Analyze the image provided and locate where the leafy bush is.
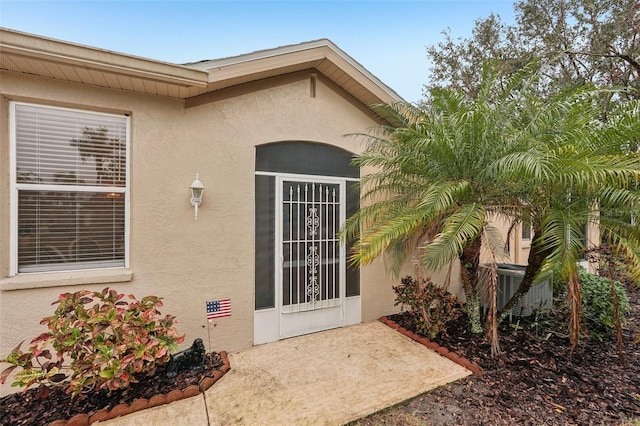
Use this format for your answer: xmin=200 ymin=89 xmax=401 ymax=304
xmin=578 ymin=267 xmax=630 ymax=338
xmin=393 ymin=276 xmax=460 ymax=339
xmin=1 ymin=288 xmax=184 ymax=396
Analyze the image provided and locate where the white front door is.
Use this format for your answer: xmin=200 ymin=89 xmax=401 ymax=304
xmin=276 ymin=176 xmax=345 ymax=339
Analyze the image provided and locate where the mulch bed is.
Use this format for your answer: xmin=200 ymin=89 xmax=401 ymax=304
xmin=4 ymin=288 xmax=639 ymax=426
xmin=382 ymin=283 xmax=640 ymax=425
xmin=0 ymin=352 xmax=226 ymax=426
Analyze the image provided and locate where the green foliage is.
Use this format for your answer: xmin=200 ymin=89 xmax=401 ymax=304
xmin=577 ymin=268 xmax=630 ymax=339
xmin=0 ymin=288 xmax=184 ymax=396
xmin=393 ymin=276 xmax=461 ymax=339
xmin=556 ymin=267 xmax=631 ymax=340
xmin=343 ymin=61 xmax=640 ymax=352
xmin=426 ymin=0 xmax=640 ymax=102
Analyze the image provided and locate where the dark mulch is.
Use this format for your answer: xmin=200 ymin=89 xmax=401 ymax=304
xmin=0 ymin=352 xmax=223 ymax=426
xmin=4 ymin=289 xmax=639 ymax=426
xmin=383 ymin=283 xmax=640 ymax=425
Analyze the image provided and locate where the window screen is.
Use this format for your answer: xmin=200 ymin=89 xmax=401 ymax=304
xmin=255 ymin=142 xmax=360 ymax=309
xmin=12 ymin=103 xmax=128 ymax=273
xmin=256 ymin=141 xmax=358 ymax=178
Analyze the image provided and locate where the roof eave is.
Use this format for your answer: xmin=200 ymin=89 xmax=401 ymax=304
xmin=0 ymin=28 xmax=208 ymax=89
xmin=0 ymin=28 xmax=403 ymax=106
xmin=196 ymin=39 xmax=403 ymax=105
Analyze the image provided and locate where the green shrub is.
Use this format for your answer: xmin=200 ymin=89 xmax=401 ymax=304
xmin=577 ymin=267 xmax=630 ymax=339
xmin=393 ymin=276 xmax=460 ymax=339
xmin=0 ymin=288 xmax=184 ymax=396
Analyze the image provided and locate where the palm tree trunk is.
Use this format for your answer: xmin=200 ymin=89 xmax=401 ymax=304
xmin=460 ymin=236 xmax=483 ymax=333
xmin=497 ymin=228 xmax=551 ymax=323
xmin=567 ymin=267 xmax=582 ymax=350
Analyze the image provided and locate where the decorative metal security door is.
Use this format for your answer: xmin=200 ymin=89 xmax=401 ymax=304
xmin=277 ymin=176 xmax=345 ymax=339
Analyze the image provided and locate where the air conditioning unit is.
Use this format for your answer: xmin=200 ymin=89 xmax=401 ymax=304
xmin=480 ymin=263 xmax=552 ymax=318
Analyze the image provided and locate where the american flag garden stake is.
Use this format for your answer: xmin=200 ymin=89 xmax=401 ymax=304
xmin=205 ymin=299 xmax=232 ymax=352
xmin=207 ymin=299 xmax=232 ymax=319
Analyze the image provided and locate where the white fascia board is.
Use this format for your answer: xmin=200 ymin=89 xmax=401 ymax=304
xmin=190 ymin=39 xmax=404 ymax=103
xmin=0 ymin=27 xmax=208 ymax=88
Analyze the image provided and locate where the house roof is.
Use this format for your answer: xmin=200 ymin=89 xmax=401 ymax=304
xmin=0 ymin=28 xmax=403 ymax=106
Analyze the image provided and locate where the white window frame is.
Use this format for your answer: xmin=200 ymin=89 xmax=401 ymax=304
xmin=9 ymin=102 xmax=130 ymax=277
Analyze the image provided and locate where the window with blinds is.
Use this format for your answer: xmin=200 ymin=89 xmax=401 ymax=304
xmin=11 ymin=103 xmax=129 ymax=273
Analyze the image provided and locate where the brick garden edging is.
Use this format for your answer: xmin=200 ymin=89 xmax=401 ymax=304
xmin=379 ymin=316 xmax=484 ymax=376
xmin=48 ymin=351 xmax=231 ymax=426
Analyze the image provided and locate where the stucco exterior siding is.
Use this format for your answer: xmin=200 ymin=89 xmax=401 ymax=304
xmin=0 ymin=69 xmax=412 ymax=364
xmin=0 ymin=32 xmax=476 ymax=397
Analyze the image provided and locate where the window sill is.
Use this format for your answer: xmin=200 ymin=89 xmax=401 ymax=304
xmin=0 ymin=268 xmax=133 ymax=291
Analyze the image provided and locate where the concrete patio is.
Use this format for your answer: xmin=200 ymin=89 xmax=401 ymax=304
xmin=99 ymin=321 xmax=471 ymax=425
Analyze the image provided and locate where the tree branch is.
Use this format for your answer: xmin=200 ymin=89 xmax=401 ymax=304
xmin=564 ymin=49 xmax=640 ymax=75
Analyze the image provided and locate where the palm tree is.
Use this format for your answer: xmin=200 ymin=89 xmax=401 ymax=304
xmin=494 ymin=92 xmax=640 ymax=348
xmin=343 ymin=66 xmax=532 ymax=339
xmin=344 ymin=64 xmax=640 ymax=355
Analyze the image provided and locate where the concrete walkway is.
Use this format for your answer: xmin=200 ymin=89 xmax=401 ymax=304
xmin=100 ymin=321 xmax=470 ymax=425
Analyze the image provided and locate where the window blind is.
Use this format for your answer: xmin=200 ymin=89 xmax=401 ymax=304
xmin=14 ymin=103 xmax=128 ymax=273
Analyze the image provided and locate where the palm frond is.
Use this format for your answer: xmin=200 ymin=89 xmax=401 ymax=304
xmin=481 ymin=222 xmax=509 ymax=263
xmin=421 ymin=203 xmax=487 ymax=271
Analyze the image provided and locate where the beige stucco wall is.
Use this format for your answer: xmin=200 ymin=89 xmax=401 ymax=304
xmin=1 ymin=69 xmax=439 ymax=382
xmin=488 ymin=212 xmax=600 ymax=272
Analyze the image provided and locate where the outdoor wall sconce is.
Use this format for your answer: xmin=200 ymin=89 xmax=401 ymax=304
xmin=190 ymin=173 xmax=205 ymax=220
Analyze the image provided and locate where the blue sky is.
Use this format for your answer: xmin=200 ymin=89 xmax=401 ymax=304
xmin=1 ymin=1 xmax=516 ymax=102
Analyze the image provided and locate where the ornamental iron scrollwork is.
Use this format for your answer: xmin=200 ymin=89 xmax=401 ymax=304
xmin=306 ymin=207 xmax=319 ymax=236
xmin=306 ymin=245 xmax=320 ymax=300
